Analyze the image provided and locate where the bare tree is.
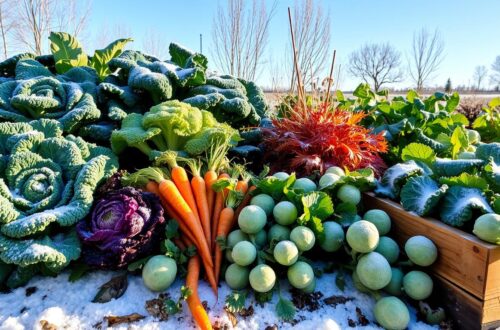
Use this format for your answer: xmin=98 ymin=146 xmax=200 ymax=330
xmin=211 ymin=0 xmax=276 ymax=81
xmin=491 ymin=56 xmax=500 ymax=87
xmin=473 ymin=65 xmax=488 ymax=90
xmin=348 ymin=43 xmax=403 ymax=91
xmin=288 ymin=0 xmax=330 ymax=90
xmin=0 ymin=0 xmax=16 ymax=59
xmin=142 ymin=28 xmax=168 ymax=59
xmin=13 ymin=0 xmax=91 ymax=55
xmin=408 ymin=28 xmax=445 ymax=91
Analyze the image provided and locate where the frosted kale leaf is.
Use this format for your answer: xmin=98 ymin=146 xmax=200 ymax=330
xmin=440 ymin=186 xmax=493 ymax=227
xmin=400 ymin=176 xmax=448 ymax=216
xmin=374 ymin=161 xmax=425 ymax=199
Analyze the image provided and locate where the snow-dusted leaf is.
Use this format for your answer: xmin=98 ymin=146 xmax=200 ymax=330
xmin=93 ymin=273 xmax=128 ymax=303
xmin=483 ymin=158 xmax=500 ymax=192
xmin=225 ymin=291 xmax=247 ymax=313
xmin=440 ymin=186 xmax=493 ymax=227
xmin=374 ymin=161 xmax=424 ymax=199
xmin=400 ymin=176 xmax=448 ymax=216
xmin=432 ymin=158 xmax=483 ymax=177
xmin=275 ymin=297 xmax=296 ymax=321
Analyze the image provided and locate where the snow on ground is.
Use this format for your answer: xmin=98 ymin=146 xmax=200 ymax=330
xmin=0 ymin=269 xmax=437 ymax=330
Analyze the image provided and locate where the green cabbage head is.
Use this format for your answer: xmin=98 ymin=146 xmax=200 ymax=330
xmin=0 ymin=119 xmax=118 ymax=287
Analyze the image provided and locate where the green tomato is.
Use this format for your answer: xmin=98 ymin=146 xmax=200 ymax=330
xmin=273 ymin=240 xmax=299 ymax=266
xmin=473 ymin=213 xmax=500 ymax=244
xmin=319 ymin=173 xmax=341 ymax=189
xmin=352 ymin=270 xmax=370 ymax=293
xmin=239 ymin=205 xmax=267 ymax=234
xmin=337 ymin=184 xmax=361 ymax=205
xmin=320 ymin=221 xmax=344 ymax=252
xmin=250 ymin=194 xmax=275 ymax=217
xmin=325 ymin=166 xmax=345 ymax=177
xmin=403 ymin=270 xmax=433 ymax=300
xmin=251 ymin=230 xmax=267 ymax=249
xmin=363 ymin=209 xmax=391 ymax=235
xmin=356 ymin=252 xmax=392 ymax=290
xmin=227 ymin=230 xmax=249 ymax=248
xmin=225 ymin=249 xmax=234 ymax=263
xmin=272 ymin=172 xmax=290 ymax=181
xmin=273 ymin=201 xmax=298 ymax=225
xmin=290 ymin=226 xmax=316 ymax=251
xmin=268 ymin=224 xmax=291 ymax=242
xmin=467 ymin=129 xmax=481 ymax=144
xmin=404 ymin=235 xmax=438 ymax=266
xmin=346 ymin=220 xmax=379 ymax=253
xmin=232 ymin=241 xmax=257 ymax=266
xmin=301 ymin=277 xmax=316 ymax=293
xmin=249 ymin=264 xmax=276 ymax=292
xmin=287 ymin=261 xmax=314 ymax=289
xmin=374 ymin=296 xmax=410 ymax=330
xmin=142 ymin=255 xmax=177 ymax=292
xmin=375 ymin=236 xmax=400 ymax=264
xmin=293 ymin=178 xmax=317 ymax=192
xmin=384 ymin=268 xmax=404 ymax=296
xmin=225 ymin=263 xmax=249 ymax=290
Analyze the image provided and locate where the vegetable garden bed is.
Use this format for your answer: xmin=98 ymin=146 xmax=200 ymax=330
xmin=363 ymin=192 xmax=500 ymax=329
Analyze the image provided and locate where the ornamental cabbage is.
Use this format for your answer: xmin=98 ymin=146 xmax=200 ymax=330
xmin=0 ymin=58 xmax=100 ymax=134
xmin=0 ymin=119 xmax=118 ymax=287
xmin=440 ymin=186 xmax=493 ymax=227
xmin=400 ymin=176 xmax=448 ymax=216
xmin=374 ymin=161 xmax=425 ymax=199
xmin=77 ymin=186 xmax=165 ymax=269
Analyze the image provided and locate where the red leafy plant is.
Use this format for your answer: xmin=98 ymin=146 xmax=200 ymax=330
xmin=263 ymin=103 xmax=388 ymax=177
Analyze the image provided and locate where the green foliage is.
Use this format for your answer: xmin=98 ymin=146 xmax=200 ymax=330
xmin=90 ymin=38 xmax=133 ymax=80
xmin=49 ymin=32 xmax=88 ymax=74
xmin=440 ymin=186 xmax=492 ymax=226
xmin=0 ymin=120 xmax=118 ymax=287
xmin=374 ymin=161 xmax=425 ymax=199
xmin=400 ymin=176 xmax=448 ymax=216
xmin=225 ymin=291 xmax=247 ymax=313
xmin=473 ymin=98 xmax=500 ymax=143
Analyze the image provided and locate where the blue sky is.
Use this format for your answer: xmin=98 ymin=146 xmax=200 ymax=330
xmin=88 ymin=0 xmax=500 ymax=90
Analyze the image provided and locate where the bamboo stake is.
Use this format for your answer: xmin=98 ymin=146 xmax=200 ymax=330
xmin=287 ymin=7 xmax=306 ymax=110
xmin=325 ymin=50 xmax=337 ymax=105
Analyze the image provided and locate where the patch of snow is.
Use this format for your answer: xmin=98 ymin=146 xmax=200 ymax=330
xmin=0 ymin=268 xmax=437 ymax=330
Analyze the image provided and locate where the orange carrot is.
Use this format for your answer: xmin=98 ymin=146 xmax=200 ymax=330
xmin=233 ymin=185 xmax=256 ymax=223
xmin=211 ymin=173 xmax=230 ymax=249
xmin=204 ymin=170 xmax=218 ymax=222
xmin=214 ymin=207 xmax=235 ymax=283
xmin=235 ymin=180 xmax=249 ymax=195
xmin=186 ymin=256 xmax=213 ymax=330
xmin=186 ymin=160 xmax=211 ymax=251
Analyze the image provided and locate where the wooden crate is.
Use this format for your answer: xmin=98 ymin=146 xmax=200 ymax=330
xmin=363 ymin=192 xmax=500 ymax=329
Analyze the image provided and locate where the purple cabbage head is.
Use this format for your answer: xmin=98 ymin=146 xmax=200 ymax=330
xmin=77 ymin=186 xmax=165 ymax=269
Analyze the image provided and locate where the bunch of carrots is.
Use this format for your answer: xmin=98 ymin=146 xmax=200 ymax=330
xmin=125 ymin=149 xmax=255 ymax=330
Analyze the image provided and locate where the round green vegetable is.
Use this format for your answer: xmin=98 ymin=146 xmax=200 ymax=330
xmin=249 ymin=264 xmax=276 ymax=292
xmin=142 ymin=255 xmax=177 ymax=292
xmin=239 ymin=205 xmax=267 ymax=234
xmin=375 ymin=236 xmax=400 ymax=264
xmin=301 ymin=277 xmax=316 ymax=293
xmin=336 ymin=184 xmax=361 ymax=205
xmin=287 ymin=261 xmax=314 ymax=289
xmin=363 ymin=209 xmax=391 ymax=235
xmin=272 ymin=172 xmax=290 ymax=181
xmin=374 ymin=296 xmax=410 ymax=330
xmin=473 ymin=213 xmax=500 ymax=244
xmin=320 ymin=221 xmax=344 ymax=252
xmin=232 ymin=241 xmax=257 ymax=266
xmin=225 ymin=263 xmax=249 ymax=290
xmin=384 ymin=267 xmax=404 ymax=296
xmin=290 ymin=226 xmax=316 ymax=251
xmin=352 ymin=270 xmax=370 ymax=293
xmin=251 ymin=230 xmax=267 ymax=249
xmin=325 ymin=166 xmax=345 ymax=177
xmin=250 ymin=194 xmax=275 ymax=217
xmin=403 ymin=270 xmax=433 ymax=300
xmin=346 ymin=220 xmax=379 ymax=253
xmin=467 ymin=129 xmax=481 ymax=144
xmin=273 ymin=240 xmax=299 ymax=266
xmin=268 ymin=224 xmax=291 ymax=242
xmin=273 ymin=201 xmax=298 ymax=226
xmin=227 ymin=230 xmax=249 ymax=248
xmin=293 ymin=178 xmax=317 ymax=192
xmin=404 ymin=235 xmax=438 ymax=266
xmin=319 ymin=173 xmax=340 ymax=189
xmin=356 ymin=252 xmax=392 ymax=290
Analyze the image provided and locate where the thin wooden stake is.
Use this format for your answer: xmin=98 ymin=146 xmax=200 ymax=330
xmin=325 ymin=50 xmax=337 ymax=105
xmin=287 ymin=7 xmax=306 ymax=110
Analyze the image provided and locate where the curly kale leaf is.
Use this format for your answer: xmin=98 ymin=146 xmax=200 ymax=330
xmin=432 ymin=158 xmax=484 ymax=177
xmin=440 ymin=186 xmax=493 ymax=227
xmin=400 ymin=176 xmax=448 ymax=216
xmin=0 ymin=120 xmax=117 ymax=284
xmin=374 ymin=161 xmax=425 ymax=199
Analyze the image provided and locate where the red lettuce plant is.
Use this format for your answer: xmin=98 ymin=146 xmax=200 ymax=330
xmin=76 ymin=186 xmax=165 ymax=269
xmin=263 ymin=103 xmax=388 ymax=176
